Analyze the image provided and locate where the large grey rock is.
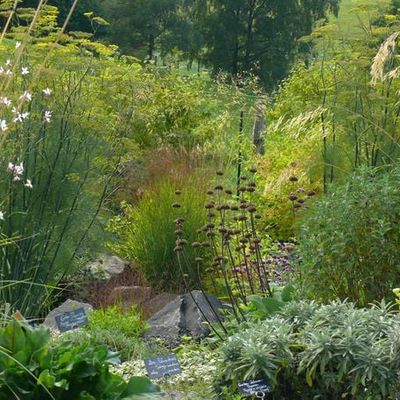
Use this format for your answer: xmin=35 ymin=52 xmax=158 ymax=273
xmin=86 ymin=255 xmax=128 ymax=280
xmin=43 ymin=299 xmax=93 ymax=331
xmin=145 ymin=290 xmax=227 ymax=346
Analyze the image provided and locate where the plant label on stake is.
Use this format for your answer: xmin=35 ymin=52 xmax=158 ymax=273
xmin=144 ymin=354 xmax=182 ymax=379
xmin=55 ymin=308 xmax=88 ymax=332
xmin=238 ymin=379 xmax=272 ymax=397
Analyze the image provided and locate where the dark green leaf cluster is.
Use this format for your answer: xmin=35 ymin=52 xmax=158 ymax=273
xmin=214 ymin=300 xmax=400 ymax=399
xmin=0 ymin=320 xmax=161 ymax=399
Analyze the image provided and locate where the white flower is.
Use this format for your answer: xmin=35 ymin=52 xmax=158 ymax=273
xmin=43 ymin=110 xmax=52 ymax=123
xmin=21 ymin=67 xmax=29 ymax=76
xmin=0 ymin=211 xmax=5 ymax=221
xmin=0 ymin=120 xmax=8 ymax=132
xmin=14 ymin=162 xmax=24 ymax=176
xmin=7 ymin=161 xmax=24 ymax=181
xmin=43 ymin=87 xmax=52 ymax=96
xmin=11 ymin=106 xmax=17 ymax=114
xmin=0 ymin=67 xmax=4 ymax=75
xmin=19 ymin=91 xmax=31 ymax=102
xmin=5 ymin=59 xmax=11 ymax=66
xmin=24 ymin=179 xmax=33 ymax=189
xmin=1 ymin=97 xmax=12 ymax=106
xmin=5 ymin=69 xmax=12 ymax=76
xmin=15 ymin=41 xmax=21 ymax=49
xmin=14 ymin=112 xmax=29 ymax=123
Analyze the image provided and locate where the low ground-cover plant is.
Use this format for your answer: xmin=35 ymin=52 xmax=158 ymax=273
xmin=54 ymin=305 xmax=148 ymax=362
xmin=297 ymin=167 xmax=400 ymax=305
xmin=0 ymin=320 xmax=161 ymax=399
xmin=214 ymin=300 xmax=400 ymax=399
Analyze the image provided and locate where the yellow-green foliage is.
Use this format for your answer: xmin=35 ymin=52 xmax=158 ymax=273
xmin=258 ymin=1 xmax=400 ymax=238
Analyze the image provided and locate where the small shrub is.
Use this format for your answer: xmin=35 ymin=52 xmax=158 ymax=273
xmin=108 ymin=177 xmax=207 ymax=291
xmin=0 ymin=320 xmax=161 ymax=399
xmin=298 ymin=167 xmax=400 ymax=305
xmin=214 ymin=300 xmax=400 ymax=399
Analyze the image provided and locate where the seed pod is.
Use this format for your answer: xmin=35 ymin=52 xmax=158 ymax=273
xmin=201 ymin=241 xmax=211 ymax=248
xmin=255 ymin=213 xmax=262 ymax=220
xmin=207 ymin=212 xmax=216 ymax=218
xmin=216 ymin=171 xmax=224 ymax=176
xmin=240 ymin=175 xmax=247 ymax=181
xmin=240 ymin=237 xmax=249 ymax=244
xmin=214 ymin=184 xmax=223 ymax=191
xmin=175 ymin=229 xmax=184 ymax=236
xmin=218 ymin=227 xmax=227 ymax=234
xmin=298 ymin=199 xmax=305 ymax=204
xmin=174 ymin=246 xmax=183 ymax=252
xmin=294 ymin=203 xmax=302 ymax=209
xmin=205 ymin=202 xmax=215 ymax=209
xmin=289 ymin=176 xmax=298 ymax=182
xmin=225 ymin=189 xmax=233 ymax=195
xmin=245 ymin=233 xmax=252 ymax=239
xmin=249 ymin=167 xmax=257 ymax=173
xmin=206 ymin=223 xmax=215 ymax=229
xmin=239 ymin=186 xmax=247 ymax=192
xmin=174 ymin=217 xmax=185 ymax=224
xmin=176 ymin=239 xmax=188 ymax=246
xmin=248 ymin=181 xmax=256 ymax=187
xmin=192 ymin=242 xmax=201 ymax=248
xmin=240 ymin=203 xmax=247 ymax=209
xmin=289 ymin=193 xmax=298 ymax=201
xmin=172 ymin=202 xmax=181 ymax=208
xmin=206 ymin=231 xmax=216 ymax=238
xmin=307 ymin=190 xmax=316 ymax=197
xmin=230 ymin=205 xmax=239 ymax=211
xmin=221 ymin=204 xmax=230 ymax=210
xmin=238 ymin=215 xmax=247 ymax=221
xmin=175 ymin=190 xmax=181 ymax=195
xmin=195 ymin=257 xmax=203 ymax=262
xmin=207 ymin=190 xmax=214 ymax=195
xmin=247 ymin=205 xmax=257 ymax=213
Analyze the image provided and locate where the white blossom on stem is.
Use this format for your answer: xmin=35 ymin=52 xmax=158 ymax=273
xmin=19 ymin=91 xmax=32 ymax=102
xmin=15 ymin=41 xmax=21 ymax=49
xmin=0 ymin=211 xmax=4 ymax=220
xmin=21 ymin=67 xmax=29 ymax=76
xmin=43 ymin=110 xmax=52 ymax=123
xmin=0 ymin=120 xmax=8 ymax=132
xmin=1 ymin=97 xmax=12 ymax=106
xmin=43 ymin=87 xmax=52 ymax=96
xmin=24 ymin=179 xmax=33 ymax=189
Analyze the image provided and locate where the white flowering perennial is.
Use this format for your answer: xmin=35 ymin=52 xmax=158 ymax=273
xmin=44 ymin=110 xmax=52 ymax=123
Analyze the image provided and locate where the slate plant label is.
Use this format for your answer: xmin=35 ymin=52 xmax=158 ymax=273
xmin=144 ymin=353 xmax=182 ymax=379
xmin=55 ymin=308 xmax=88 ymax=332
xmin=238 ymin=379 xmax=272 ymax=396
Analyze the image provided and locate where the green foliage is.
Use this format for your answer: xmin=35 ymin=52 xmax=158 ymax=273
xmin=88 ymin=305 xmax=145 ymax=338
xmin=108 ymin=177 xmax=208 ymax=291
xmin=214 ymin=300 xmax=400 ymax=399
xmin=298 ymin=167 xmax=400 ymax=306
xmin=0 ymin=320 xmax=161 ymax=399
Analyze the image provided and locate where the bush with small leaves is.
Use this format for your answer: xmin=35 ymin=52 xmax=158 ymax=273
xmin=214 ymin=300 xmax=400 ymax=399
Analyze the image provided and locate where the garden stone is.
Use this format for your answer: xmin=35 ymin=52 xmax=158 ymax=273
xmin=43 ymin=299 xmax=93 ymax=331
xmin=86 ymin=255 xmax=128 ymax=280
xmin=143 ymin=292 xmax=180 ymax=316
xmin=145 ymin=290 xmax=226 ymax=346
xmin=109 ymin=286 xmax=153 ymax=310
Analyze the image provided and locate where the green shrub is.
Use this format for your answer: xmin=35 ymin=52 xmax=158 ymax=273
xmin=108 ymin=177 xmax=207 ymax=291
xmin=297 ymin=167 xmax=400 ymax=305
xmin=0 ymin=320 xmax=161 ymax=399
xmin=214 ymin=300 xmax=400 ymax=399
